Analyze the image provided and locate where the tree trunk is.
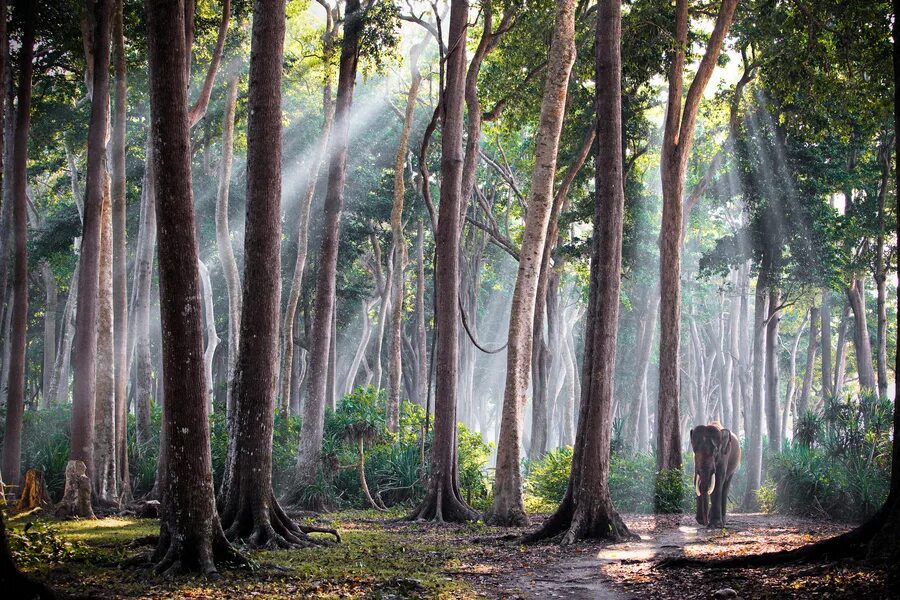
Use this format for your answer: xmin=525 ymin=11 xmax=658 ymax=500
xmin=198 ymin=261 xmax=219 ymax=413
xmin=111 ymin=0 xmax=129 ymax=498
xmin=655 ymin=0 xmax=738 ymax=490
xmin=215 ymin=68 xmax=241 ymax=419
xmin=847 ymin=279 xmax=877 ymax=392
xmin=485 ymin=0 xmax=576 ymax=526
xmin=874 ymin=143 xmax=890 ymax=399
xmin=387 ymin=38 xmax=426 ymax=433
xmin=820 ymin=290 xmax=833 ymax=402
xmin=295 ymin=0 xmax=364 ymax=495
xmin=279 ymin=27 xmax=336 ymax=416
xmin=93 ymin=181 xmax=118 ymax=504
xmin=146 ymin=0 xmax=241 ymax=575
xmin=743 ymin=277 xmax=767 ymax=509
xmin=40 ymin=262 xmax=57 ymax=408
xmin=408 ymin=0 xmax=479 ymax=523
xmin=218 ymin=0 xmax=334 ymax=548
xmin=833 ymin=302 xmax=850 ymax=400
xmin=66 ymin=0 xmax=114 ymax=513
xmin=765 ymin=287 xmax=781 ymax=455
xmin=797 ymin=306 xmax=818 ymax=428
xmin=526 ymin=0 xmax=632 ymax=544
xmin=131 ymin=161 xmax=155 ymax=449
xmin=48 ymin=257 xmax=78 ymax=406
xmin=1 ymin=2 xmax=34 ymax=489
xmin=782 ymin=310 xmax=808 ymax=443
xmin=415 ymin=219 xmax=428 ymax=407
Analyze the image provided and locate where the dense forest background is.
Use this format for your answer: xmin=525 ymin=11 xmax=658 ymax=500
xmin=0 ymin=0 xmax=896 ymax=592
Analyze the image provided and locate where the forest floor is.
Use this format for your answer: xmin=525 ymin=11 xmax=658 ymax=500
xmin=11 ymin=509 xmax=895 ymax=599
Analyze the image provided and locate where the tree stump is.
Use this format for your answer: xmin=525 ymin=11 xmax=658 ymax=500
xmin=55 ymin=460 xmax=95 ymax=519
xmin=14 ymin=469 xmax=51 ymax=513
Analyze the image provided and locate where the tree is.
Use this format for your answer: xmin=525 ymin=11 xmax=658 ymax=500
xmin=296 ymin=0 xmax=366 ymax=494
xmin=1 ymin=0 xmax=34 ymax=490
xmin=485 ymin=0 xmax=576 ymax=527
xmin=145 ymin=0 xmax=242 ymax=575
xmin=111 ymin=0 xmax=130 ymax=497
xmin=655 ymin=0 xmax=738 ymax=501
xmin=526 ymin=0 xmax=632 ymax=544
xmin=407 ymin=0 xmax=479 ymax=523
xmin=215 ymin=64 xmax=241 ymax=417
xmin=217 ymin=0 xmax=337 ymax=549
xmin=387 ymin=35 xmax=428 ymax=433
xmin=63 ymin=0 xmax=114 ymax=517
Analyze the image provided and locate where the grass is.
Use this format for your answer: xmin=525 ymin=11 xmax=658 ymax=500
xmin=15 ymin=511 xmax=474 ymax=599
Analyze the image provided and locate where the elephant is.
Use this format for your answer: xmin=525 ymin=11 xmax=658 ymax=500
xmin=690 ymin=422 xmax=741 ymax=528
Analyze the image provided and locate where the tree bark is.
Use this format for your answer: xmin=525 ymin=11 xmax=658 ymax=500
xmin=0 ymin=0 xmax=33 ymax=489
xmin=820 ymin=289 xmax=833 ymax=400
xmin=797 ymin=306 xmax=818 ymax=428
xmin=846 ymin=278 xmax=877 ymax=392
xmin=66 ymin=0 xmax=114 ymax=513
xmin=408 ymin=0 xmax=479 ymax=523
xmin=146 ymin=0 xmax=241 ymax=575
xmin=833 ymin=301 xmax=850 ymax=400
xmin=295 ymin=0 xmax=364 ymax=495
xmin=765 ymin=287 xmax=781 ymax=455
xmin=93 ymin=179 xmax=117 ymax=503
xmin=111 ymin=0 xmax=129 ymax=498
xmin=526 ymin=0 xmax=632 ymax=544
xmin=215 ymin=68 xmax=241 ymax=418
xmin=387 ymin=37 xmax=427 ymax=432
xmin=218 ymin=0 xmax=335 ymax=548
xmin=874 ymin=142 xmax=891 ymax=399
xmin=279 ymin=11 xmax=338 ymax=416
xmin=131 ymin=158 xmax=155 ymax=449
xmin=415 ymin=219 xmax=428 ymax=407
xmin=743 ymin=276 xmax=767 ymax=509
xmin=782 ymin=310 xmax=808 ymax=444
xmin=486 ymin=0 xmax=576 ymax=526
xmin=655 ymin=0 xmax=738 ymax=488
xmin=40 ymin=262 xmax=57 ymax=408
xmin=198 ymin=261 xmax=219 ymax=413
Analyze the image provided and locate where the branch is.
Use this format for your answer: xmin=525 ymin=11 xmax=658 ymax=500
xmin=187 ymin=0 xmax=232 ymax=127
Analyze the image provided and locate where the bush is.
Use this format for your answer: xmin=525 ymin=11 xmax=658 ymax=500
xmin=765 ymin=392 xmax=892 ymax=522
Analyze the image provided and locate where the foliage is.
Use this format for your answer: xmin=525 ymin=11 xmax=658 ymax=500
xmin=5 ymin=517 xmax=84 ymax=569
xmin=456 ymin=424 xmax=494 ymax=511
xmin=654 ymin=468 xmax=687 ymax=515
xmin=762 ymin=392 xmax=893 ymax=521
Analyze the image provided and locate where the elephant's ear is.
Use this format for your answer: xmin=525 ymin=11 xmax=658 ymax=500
xmin=720 ymin=428 xmax=732 ymax=454
xmin=689 ymin=427 xmax=697 ymax=449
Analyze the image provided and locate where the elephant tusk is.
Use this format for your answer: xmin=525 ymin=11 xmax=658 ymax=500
xmin=695 ymin=474 xmax=701 ymax=497
xmin=708 ymin=473 xmax=716 ymax=496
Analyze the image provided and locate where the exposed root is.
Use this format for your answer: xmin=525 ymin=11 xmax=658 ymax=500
xmin=524 ymin=494 xmax=635 ymax=545
xmin=407 ymin=482 xmax=480 ymax=523
xmin=483 ymin=506 xmax=531 ymax=528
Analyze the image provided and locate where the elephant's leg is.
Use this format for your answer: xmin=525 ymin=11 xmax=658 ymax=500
xmin=720 ymin=475 xmax=733 ymax=526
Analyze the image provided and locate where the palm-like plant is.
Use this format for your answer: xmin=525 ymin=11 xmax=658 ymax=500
xmin=332 ymin=386 xmax=388 ymax=510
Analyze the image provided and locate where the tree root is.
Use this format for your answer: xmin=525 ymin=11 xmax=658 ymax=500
xmin=406 ymin=481 xmax=479 ymax=523
xmin=220 ymin=492 xmax=340 ymax=549
xmin=524 ymin=495 xmax=635 ymax=545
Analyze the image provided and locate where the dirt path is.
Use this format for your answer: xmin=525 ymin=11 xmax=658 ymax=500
xmin=464 ymin=513 xmax=890 ymax=599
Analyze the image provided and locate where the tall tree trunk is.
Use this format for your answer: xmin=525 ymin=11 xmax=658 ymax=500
xmin=743 ymin=277 xmax=767 ymax=509
xmin=295 ymin=0 xmax=364 ymax=494
xmin=387 ymin=38 xmax=426 ymax=432
xmin=1 ymin=0 xmax=33 ymax=488
xmin=408 ymin=0 xmax=479 ymax=523
xmin=765 ymin=287 xmax=781 ymax=455
xmin=833 ymin=302 xmax=850 ymax=400
xmin=215 ymin=68 xmax=241 ymax=418
xmin=415 ymin=219 xmax=428 ymax=407
xmin=797 ymin=306 xmax=818 ymax=428
xmin=218 ymin=0 xmax=333 ymax=548
xmin=874 ymin=143 xmax=891 ymax=399
xmin=49 ymin=259 xmax=78 ymax=406
xmin=821 ymin=289 xmax=833 ymax=400
xmin=111 ymin=0 xmax=129 ymax=497
xmin=730 ymin=266 xmax=747 ymax=436
xmin=782 ymin=310 xmax=808 ymax=443
xmin=526 ymin=0 xmax=631 ymax=543
xmin=847 ymin=279 xmax=877 ymax=392
xmin=279 ymin=23 xmax=337 ymax=416
xmin=655 ymin=0 xmax=738 ymax=490
xmin=40 ymin=262 xmax=57 ymax=408
xmin=486 ymin=0 xmax=575 ymax=526
xmin=145 ymin=0 xmax=241 ymax=574
xmin=131 ymin=160 xmax=155 ymax=448
xmin=198 ymin=261 xmax=219 ymax=413
xmin=93 ymin=180 xmax=118 ymax=503
xmin=65 ymin=0 xmax=114 ymax=516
